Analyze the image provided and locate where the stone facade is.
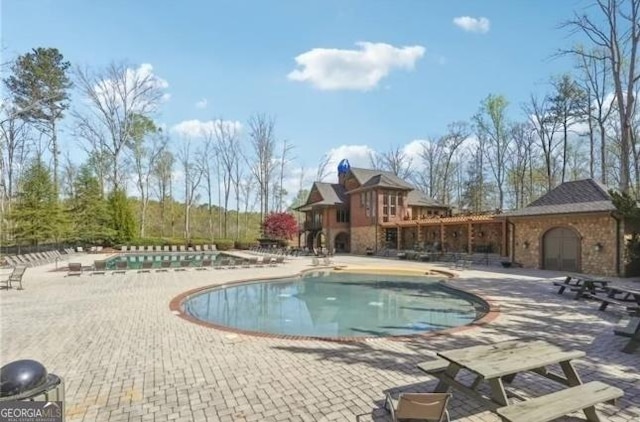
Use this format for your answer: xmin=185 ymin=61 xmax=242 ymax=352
xmin=511 ymin=213 xmax=621 ymax=277
xmin=350 ymin=226 xmax=378 ymax=254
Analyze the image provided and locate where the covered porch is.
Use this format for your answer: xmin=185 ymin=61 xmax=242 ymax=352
xmin=380 ymin=215 xmax=507 ymax=256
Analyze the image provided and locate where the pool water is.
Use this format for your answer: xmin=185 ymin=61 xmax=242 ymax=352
xmin=105 ymin=253 xmax=222 ymax=270
xmin=182 ymin=272 xmax=486 ymax=338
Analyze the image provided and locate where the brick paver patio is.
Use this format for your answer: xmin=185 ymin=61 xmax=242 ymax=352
xmin=1 ymin=254 xmax=639 ymax=421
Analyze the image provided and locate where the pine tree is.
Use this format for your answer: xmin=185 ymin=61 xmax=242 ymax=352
xmin=71 ymin=166 xmax=113 ymax=243
xmin=108 ymin=188 xmax=136 ymax=243
xmin=11 ymin=159 xmax=67 ymax=246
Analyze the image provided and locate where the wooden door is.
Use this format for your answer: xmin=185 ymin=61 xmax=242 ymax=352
xmin=543 ymin=228 xmax=579 ymax=272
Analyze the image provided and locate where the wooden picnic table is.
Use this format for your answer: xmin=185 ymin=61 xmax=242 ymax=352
xmin=553 ymin=276 xmax=609 ymax=299
xmin=417 ymin=339 xmax=622 ymax=422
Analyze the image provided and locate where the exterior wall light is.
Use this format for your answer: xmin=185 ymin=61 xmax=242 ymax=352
xmin=594 ymin=242 xmax=603 ymax=252
xmin=452 ymin=231 xmax=458 ymax=238
xmin=523 ymin=241 xmax=530 ymax=249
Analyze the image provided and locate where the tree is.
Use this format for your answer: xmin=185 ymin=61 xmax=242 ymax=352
xmin=214 ymin=119 xmax=240 ymax=238
xmin=74 ymin=62 xmax=164 ymax=190
xmin=276 ymin=139 xmax=295 ymax=212
xmin=70 ymin=165 xmax=113 ymax=243
xmin=262 ymin=212 xmax=299 ymax=241
xmin=316 ymin=154 xmax=331 ymax=182
xmin=549 ymin=74 xmax=587 ymax=183
xmin=369 ymin=145 xmax=414 ymax=179
xmin=152 ymin=150 xmax=174 ymax=237
xmin=108 ymin=188 xmax=136 ymax=243
xmin=247 ymin=114 xmax=276 ymax=223
xmin=576 ymin=48 xmax=615 ymax=183
xmin=11 ymin=159 xmax=66 ymax=246
xmin=178 ymin=139 xmax=204 ymax=240
xmin=126 ymin=114 xmax=165 ymax=237
xmin=525 ymin=94 xmax=562 ymax=191
xmin=564 ymin=0 xmax=640 ymax=194
xmin=474 ymin=94 xmax=511 ymax=210
xmin=4 ymin=48 xmax=72 ymax=194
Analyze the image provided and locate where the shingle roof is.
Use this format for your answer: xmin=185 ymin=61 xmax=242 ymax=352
xmin=406 ymin=190 xmax=445 ymax=207
xmin=504 ymin=179 xmax=616 ymax=217
xmin=348 ymin=167 xmax=414 ymax=190
xmin=300 ymin=182 xmax=347 ymax=208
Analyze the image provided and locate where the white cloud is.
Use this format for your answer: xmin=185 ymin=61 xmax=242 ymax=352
xmin=92 ymin=63 xmax=170 ymax=112
xmin=453 ymin=16 xmax=490 ymax=34
xmin=195 ymin=98 xmax=208 ymax=109
xmin=171 ymin=119 xmax=242 ymax=139
xmin=287 ymin=42 xmax=425 ymax=91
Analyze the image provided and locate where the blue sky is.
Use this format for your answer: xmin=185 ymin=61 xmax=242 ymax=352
xmin=2 ymin=0 xmax=592 ymax=194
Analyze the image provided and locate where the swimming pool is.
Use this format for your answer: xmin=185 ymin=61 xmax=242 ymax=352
xmin=104 ymin=252 xmax=223 ymax=270
xmin=180 ymin=271 xmax=488 ymax=339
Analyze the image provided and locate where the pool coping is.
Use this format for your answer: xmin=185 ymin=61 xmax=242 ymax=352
xmin=168 ymin=266 xmax=501 ymax=343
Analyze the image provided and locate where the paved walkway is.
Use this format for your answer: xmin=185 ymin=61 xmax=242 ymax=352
xmin=1 ymin=254 xmax=639 ymax=421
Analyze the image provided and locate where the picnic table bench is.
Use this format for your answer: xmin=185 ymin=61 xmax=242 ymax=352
xmin=584 ymin=285 xmax=640 ymax=312
xmin=417 ymin=340 xmax=622 ymax=422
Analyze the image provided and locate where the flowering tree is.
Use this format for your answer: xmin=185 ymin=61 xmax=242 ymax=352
xmin=263 ymin=212 xmax=298 ymax=240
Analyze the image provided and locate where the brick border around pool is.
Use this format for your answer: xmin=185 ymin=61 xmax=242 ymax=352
xmin=168 ymin=266 xmax=501 ymax=343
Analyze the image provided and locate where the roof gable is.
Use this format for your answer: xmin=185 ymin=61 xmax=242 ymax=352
xmin=503 ymin=179 xmax=616 ymax=217
xmin=528 ymin=179 xmax=611 ymax=206
xmin=347 ymin=167 xmax=414 ymax=191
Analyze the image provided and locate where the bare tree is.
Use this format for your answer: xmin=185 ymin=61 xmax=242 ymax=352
xmin=276 ymin=139 xmax=295 ymax=212
xmin=214 ymin=120 xmax=240 ymax=238
xmin=247 ymin=114 xmax=276 ymax=223
xmin=576 ymin=48 xmax=615 ymax=182
xmin=525 ymin=94 xmax=562 ymax=191
xmin=315 ymin=153 xmax=331 ymax=182
xmin=439 ymin=122 xmax=470 ymax=205
xmin=370 ymin=145 xmax=414 ymax=179
xmin=74 ymin=62 xmax=164 ymax=191
xmin=152 ymin=150 xmax=174 ymax=237
xmin=508 ymin=122 xmax=535 ymax=208
xmin=178 ymin=139 xmax=204 ymax=240
xmin=130 ymin=129 xmax=167 ymax=237
xmin=563 ymin=0 xmax=640 ymax=193
xmin=199 ymin=126 xmax=219 ymax=242
xmin=60 ymin=151 xmax=77 ymax=199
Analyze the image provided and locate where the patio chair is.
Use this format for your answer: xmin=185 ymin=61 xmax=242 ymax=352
xmin=162 ymin=245 xmax=169 ymax=252
xmin=311 ymin=257 xmax=320 ymax=266
xmin=384 ymin=392 xmax=451 ymax=422
xmin=203 ymin=244 xmax=210 ymax=251
xmin=92 ymin=260 xmax=107 ymax=275
xmin=170 ymin=245 xmax=178 ymax=252
xmin=195 ymin=245 xmax=202 ymax=252
xmin=67 ymin=262 xmax=83 ymax=277
xmin=211 ymin=244 xmax=217 ymax=251
xmin=1 ymin=266 xmax=27 ymax=290
xmin=121 ymin=245 xmax=129 ymax=252
xmin=179 ymin=245 xmax=186 ymax=252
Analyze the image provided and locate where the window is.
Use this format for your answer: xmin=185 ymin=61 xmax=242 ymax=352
xmin=390 ymin=193 xmax=397 ymax=216
xmin=383 ymin=191 xmax=389 ymax=216
xmin=360 ymin=192 xmax=365 ymax=208
xmin=336 ymin=208 xmax=350 ymax=223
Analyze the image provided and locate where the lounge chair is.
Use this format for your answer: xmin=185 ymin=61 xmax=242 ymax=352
xmin=322 ymin=257 xmax=333 ymax=266
xmin=157 ymin=260 xmax=172 ymax=272
xmin=92 ymin=260 xmax=107 ymax=275
xmin=113 ymin=261 xmax=128 ymax=274
xmin=197 ymin=259 xmax=212 ymax=270
xmin=76 ymin=246 xmax=84 ymax=253
xmin=384 ymin=392 xmax=451 ymax=422
xmin=203 ymin=244 xmax=210 ymax=251
xmin=163 ymin=245 xmax=170 ymax=252
xmin=270 ymin=256 xmax=285 ymax=266
xmin=67 ymin=262 xmax=83 ymax=277
xmin=1 ymin=266 xmax=27 ymax=290
xmin=195 ymin=245 xmax=202 ymax=252
xmin=179 ymin=245 xmax=186 ymax=252
xmin=139 ymin=261 xmax=153 ymax=273
xmin=311 ymin=257 xmax=320 ymax=266
xmin=122 ymin=245 xmax=129 ymax=252
xmin=211 ymin=244 xmax=217 ymax=251
xmin=176 ymin=260 xmax=191 ymax=271
xmin=170 ymin=245 xmax=177 ymax=252
xmin=130 ymin=246 xmax=137 ymax=252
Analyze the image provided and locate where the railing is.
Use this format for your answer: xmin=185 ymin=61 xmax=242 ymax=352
xmin=303 ymin=221 xmax=323 ymax=231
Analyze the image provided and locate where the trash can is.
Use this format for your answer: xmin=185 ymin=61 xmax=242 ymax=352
xmin=0 ymin=359 xmax=64 ymax=402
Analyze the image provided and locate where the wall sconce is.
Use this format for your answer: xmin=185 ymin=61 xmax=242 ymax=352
xmin=594 ymin=242 xmax=603 ymax=252
xmin=452 ymin=231 xmax=458 ymax=238
xmin=523 ymin=241 xmax=530 ymax=249
xmin=478 ymin=231 xmax=485 ymax=238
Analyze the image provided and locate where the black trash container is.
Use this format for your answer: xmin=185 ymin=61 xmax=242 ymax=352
xmin=0 ymin=359 xmax=64 ymax=402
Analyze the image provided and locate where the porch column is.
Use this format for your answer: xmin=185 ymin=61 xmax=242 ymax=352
xmin=416 ymin=222 xmax=423 ymax=248
xmin=396 ymin=225 xmax=401 ymax=250
xmin=502 ymin=218 xmax=508 ymax=257
xmin=467 ymin=221 xmax=473 ymax=254
xmin=440 ymin=221 xmax=445 ymax=249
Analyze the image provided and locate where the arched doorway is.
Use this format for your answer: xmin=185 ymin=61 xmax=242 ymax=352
xmin=314 ymin=231 xmax=325 ymax=250
xmin=543 ymin=227 xmax=580 ymax=272
xmin=334 ymin=232 xmax=350 ymax=253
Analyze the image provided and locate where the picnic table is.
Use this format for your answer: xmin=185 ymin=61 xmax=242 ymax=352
xmin=417 ymin=340 xmax=622 ymax=422
xmin=553 ymin=276 xmax=609 ymax=299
